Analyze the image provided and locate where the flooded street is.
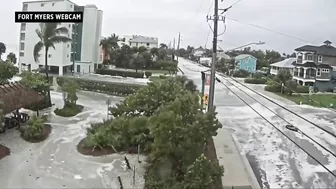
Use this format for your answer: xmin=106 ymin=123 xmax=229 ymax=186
xmin=0 ymin=91 xmax=146 ymax=188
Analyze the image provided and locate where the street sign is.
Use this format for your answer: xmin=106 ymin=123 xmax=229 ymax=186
xmin=205 ymin=74 xmax=211 ymax=85
xmin=202 ymin=94 xmax=209 ymax=105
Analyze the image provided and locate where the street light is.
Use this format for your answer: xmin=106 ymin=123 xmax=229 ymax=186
xmin=206 ymin=41 xmax=265 ymax=111
xmin=218 ymin=41 xmax=265 ymax=53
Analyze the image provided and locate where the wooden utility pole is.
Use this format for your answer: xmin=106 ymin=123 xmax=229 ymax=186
xmin=177 ymin=32 xmax=181 ymax=62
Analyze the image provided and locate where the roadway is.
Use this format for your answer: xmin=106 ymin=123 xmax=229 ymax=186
xmin=178 ymin=58 xmax=336 ymax=188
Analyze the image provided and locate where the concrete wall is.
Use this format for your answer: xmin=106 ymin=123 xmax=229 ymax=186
xmin=74 ymin=61 xmax=94 ymax=73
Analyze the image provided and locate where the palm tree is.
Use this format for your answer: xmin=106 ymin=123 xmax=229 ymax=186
xmin=100 ymin=33 xmax=122 ymax=64
xmin=0 ymin=42 xmax=6 ymax=60
xmin=159 ymin=43 xmax=168 ymax=49
xmin=33 ymin=23 xmax=71 ymax=106
xmin=6 ymin=53 xmax=17 ymax=64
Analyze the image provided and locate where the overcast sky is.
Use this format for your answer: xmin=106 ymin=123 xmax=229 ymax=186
xmin=2 ymin=0 xmax=336 ymax=58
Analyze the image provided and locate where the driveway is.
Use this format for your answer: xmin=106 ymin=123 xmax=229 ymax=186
xmin=0 ymin=91 xmax=146 ymax=188
xmin=179 ymin=58 xmax=336 ymax=188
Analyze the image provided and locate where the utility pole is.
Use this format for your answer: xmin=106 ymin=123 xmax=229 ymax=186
xmin=177 ymin=32 xmax=181 ymax=62
xmin=206 ymin=0 xmax=230 ymax=111
xmin=207 ymin=0 xmax=219 ymax=112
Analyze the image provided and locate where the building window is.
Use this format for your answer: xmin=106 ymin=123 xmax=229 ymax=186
xmin=77 ymin=65 xmax=80 ymax=72
xmin=317 ymin=68 xmax=321 ymax=76
xmin=67 ymin=54 xmax=69 ymax=58
xmin=20 ymin=33 xmax=25 ymax=40
xmin=146 ymin=43 xmax=149 ymax=46
xmin=41 ymin=3 xmax=44 ymax=7
xmin=333 ymin=67 xmax=336 ymax=71
xmin=20 ymin=52 xmax=24 ymax=56
xmin=20 ymin=42 xmax=25 ymax=50
xmin=69 ymin=24 xmax=71 ymax=28
xmin=21 ymin=23 xmax=26 ymax=31
xmin=318 ymin=55 xmax=323 ymax=63
xmin=70 ymin=4 xmax=73 ymax=8
xmin=52 ymin=3 xmax=55 ymax=6
xmin=136 ymin=42 xmax=138 ymax=47
xmin=23 ymin=4 xmax=28 ymax=11
xmin=322 ymin=68 xmax=329 ymax=73
xmin=67 ymin=44 xmax=70 ymax=48
xmin=306 ymin=54 xmax=313 ymax=61
xmin=48 ymin=54 xmax=51 ymax=58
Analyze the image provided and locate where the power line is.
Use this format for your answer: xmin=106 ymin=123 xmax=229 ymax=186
xmin=226 ymin=75 xmax=336 ymax=139
xmin=220 ymin=75 xmax=336 ymax=159
xmin=216 ymin=78 xmax=336 ymax=178
xmin=225 ymin=17 xmax=314 ymax=44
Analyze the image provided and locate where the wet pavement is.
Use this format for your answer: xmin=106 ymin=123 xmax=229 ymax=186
xmin=179 ymin=58 xmax=336 ymax=188
xmin=0 ymin=91 xmax=146 ymax=188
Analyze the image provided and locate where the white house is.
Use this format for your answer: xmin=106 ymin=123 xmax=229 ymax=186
xmin=270 ymin=58 xmax=296 ymax=76
xmin=193 ymin=47 xmax=206 ymax=57
xmin=118 ymin=35 xmax=158 ymax=49
xmin=18 ymin=0 xmax=103 ymax=76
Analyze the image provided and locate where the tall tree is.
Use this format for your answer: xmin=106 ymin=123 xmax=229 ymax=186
xmin=159 ymin=43 xmax=168 ymax=49
xmin=33 ymin=23 xmax=71 ymax=106
xmin=0 ymin=62 xmax=19 ymax=84
xmin=6 ymin=52 xmax=17 ymax=64
xmin=100 ymin=33 xmax=122 ymax=64
xmin=0 ymin=42 xmax=6 ymax=60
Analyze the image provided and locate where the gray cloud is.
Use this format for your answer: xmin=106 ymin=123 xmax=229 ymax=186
xmin=1 ymin=0 xmax=335 ymax=58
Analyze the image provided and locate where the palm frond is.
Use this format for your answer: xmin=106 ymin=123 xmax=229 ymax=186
xmin=49 ymin=36 xmax=72 ymax=44
xmin=53 ymin=27 xmax=69 ymax=36
xmin=35 ymin=28 xmax=43 ymax=41
xmin=44 ymin=23 xmax=58 ymax=40
xmin=33 ymin=41 xmax=44 ymax=62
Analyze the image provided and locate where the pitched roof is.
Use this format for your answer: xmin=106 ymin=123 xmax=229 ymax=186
xmin=0 ymin=82 xmax=43 ymax=114
xmin=235 ymin=54 xmax=257 ymax=60
xmin=295 ymin=44 xmax=336 ymax=57
xmin=271 ymin=58 xmax=296 ymax=68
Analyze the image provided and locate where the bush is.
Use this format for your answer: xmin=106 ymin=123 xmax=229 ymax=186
xmin=244 ymin=78 xmax=267 ymax=84
xmin=296 ymin=85 xmax=309 ymax=93
xmin=22 ymin=116 xmax=44 ymax=142
xmin=264 ymin=84 xmax=281 ymax=92
xmin=233 ymin=69 xmax=250 ymax=78
xmin=54 ymin=104 xmax=84 ymax=117
xmin=57 ymin=77 xmax=143 ymax=96
xmin=95 ymin=68 xmax=152 ymax=78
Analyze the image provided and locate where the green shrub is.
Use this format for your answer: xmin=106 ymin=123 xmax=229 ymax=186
xmin=296 ymin=85 xmax=309 ymax=93
xmin=244 ymin=78 xmax=267 ymax=84
xmin=264 ymin=84 xmax=281 ymax=92
xmin=22 ymin=116 xmax=44 ymax=142
xmin=54 ymin=104 xmax=84 ymax=117
xmin=233 ymin=69 xmax=250 ymax=78
xmin=57 ymin=77 xmax=143 ymax=96
xmin=95 ymin=68 xmax=152 ymax=78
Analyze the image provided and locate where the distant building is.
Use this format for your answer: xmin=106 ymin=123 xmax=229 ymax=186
xmin=234 ymin=54 xmax=257 ymax=73
xmin=293 ymin=40 xmax=336 ymax=91
xmin=270 ymin=58 xmax=296 ymax=76
xmin=118 ymin=35 xmax=158 ymax=48
xmin=193 ymin=47 xmax=206 ymax=57
xmin=18 ymin=0 xmax=103 ymax=75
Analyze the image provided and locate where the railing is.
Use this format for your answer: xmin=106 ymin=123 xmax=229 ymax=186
xmin=297 ymin=59 xmax=303 ymax=64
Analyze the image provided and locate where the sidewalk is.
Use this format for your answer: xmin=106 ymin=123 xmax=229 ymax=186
xmin=214 ymin=129 xmax=261 ymax=189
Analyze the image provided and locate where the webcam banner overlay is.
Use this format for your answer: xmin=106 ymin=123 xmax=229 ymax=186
xmin=15 ymin=11 xmax=83 ymax=22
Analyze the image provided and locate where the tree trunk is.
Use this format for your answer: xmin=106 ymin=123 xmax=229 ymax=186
xmin=45 ymin=47 xmax=52 ymax=107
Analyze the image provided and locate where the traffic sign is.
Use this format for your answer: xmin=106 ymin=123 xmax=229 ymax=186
xmin=203 ymin=94 xmax=209 ymax=105
xmin=205 ymin=74 xmax=211 ymax=85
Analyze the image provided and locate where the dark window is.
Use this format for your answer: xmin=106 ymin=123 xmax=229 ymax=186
xmin=41 ymin=3 xmax=44 ymax=7
xmin=23 ymin=4 xmax=28 ymax=11
xmin=20 ymin=33 xmax=25 ymax=40
xmin=77 ymin=65 xmax=80 ymax=72
xmin=52 ymin=3 xmax=55 ymax=6
xmin=21 ymin=23 xmax=26 ymax=31
xmin=48 ymin=54 xmax=51 ymax=58
xmin=20 ymin=52 xmax=24 ymax=56
xmin=146 ymin=43 xmax=149 ymax=46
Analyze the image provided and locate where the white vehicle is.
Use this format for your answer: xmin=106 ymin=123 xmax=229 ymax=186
xmin=200 ymin=57 xmax=212 ymax=67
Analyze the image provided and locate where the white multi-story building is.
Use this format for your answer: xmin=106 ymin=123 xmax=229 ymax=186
xmin=18 ymin=0 xmax=103 ymax=75
xmin=118 ymin=35 xmax=158 ymax=49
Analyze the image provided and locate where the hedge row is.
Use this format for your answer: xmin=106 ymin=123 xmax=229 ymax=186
xmin=57 ymin=77 xmax=143 ymax=96
xmin=95 ymin=68 xmax=152 ymax=78
xmin=244 ymin=78 xmax=267 ymax=84
xmin=264 ymin=84 xmax=309 ymax=93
